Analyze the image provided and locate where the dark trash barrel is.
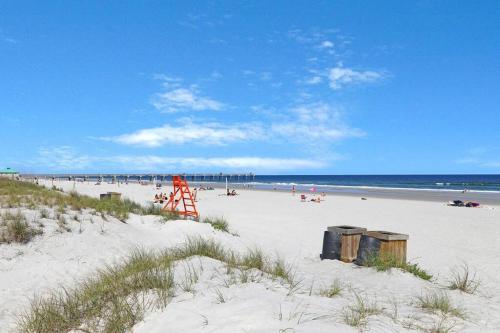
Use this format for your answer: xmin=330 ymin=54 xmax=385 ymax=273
xmin=320 ymin=231 xmax=342 ymax=260
xmin=354 ymin=234 xmax=382 ymax=266
xmin=327 ymin=225 xmax=367 ymax=262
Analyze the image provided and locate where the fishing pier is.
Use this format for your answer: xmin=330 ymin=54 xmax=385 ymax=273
xmin=22 ymin=173 xmax=256 ymax=183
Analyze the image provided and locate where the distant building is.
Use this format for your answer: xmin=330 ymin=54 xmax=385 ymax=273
xmin=0 ymin=167 xmax=19 ymax=179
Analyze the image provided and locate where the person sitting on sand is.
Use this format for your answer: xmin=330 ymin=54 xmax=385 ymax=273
xmin=231 ymin=189 xmax=237 ymax=196
xmin=154 ymin=194 xmax=160 ymax=203
xmin=311 ymin=196 xmax=321 ymax=203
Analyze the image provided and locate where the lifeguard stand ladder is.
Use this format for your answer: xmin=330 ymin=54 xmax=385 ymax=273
xmin=162 ymin=175 xmax=199 ymax=220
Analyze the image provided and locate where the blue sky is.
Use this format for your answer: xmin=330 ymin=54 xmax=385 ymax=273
xmin=1 ymin=1 xmax=499 ymax=174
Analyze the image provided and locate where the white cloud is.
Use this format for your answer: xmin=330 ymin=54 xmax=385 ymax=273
xmin=259 ymin=72 xmax=272 ymax=81
xmin=106 ymin=101 xmax=364 ymax=152
xmin=3 ymin=37 xmax=17 ymax=44
xmin=304 ymin=76 xmax=322 ymax=85
xmin=106 ymin=122 xmax=265 ymax=147
xmin=456 ymin=148 xmax=500 ymax=168
xmin=271 ymin=103 xmax=365 ymax=143
xmin=152 ymin=74 xmax=182 ymax=83
xmin=319 ymin=40 xmax=334 ymax=48
xmin=456 ymin=158 xmax=500 ymax=168
xmin=37 ymin=146 xmax=93 ymax=170
xmin=151 ymin=86 xmax=223 ymax=113
xmin=328 ymin=66 xmax=383 ymax=90
xmin=32 ymin=147 xmax=325 ymax=172
xmin=0 ymin=29 xmax=17 ymax=44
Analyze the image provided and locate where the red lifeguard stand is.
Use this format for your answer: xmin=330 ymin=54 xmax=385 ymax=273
xmin=162 ymin=175 xmax=199 ymax=219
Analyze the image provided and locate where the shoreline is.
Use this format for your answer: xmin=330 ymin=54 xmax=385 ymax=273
xmin=33 ymin=176 xmax=500 ymax=206
xmin=191 ymin=181 xmax=500 ymax=206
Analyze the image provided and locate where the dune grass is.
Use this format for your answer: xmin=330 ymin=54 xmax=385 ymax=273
xmin=365 ymin=253 xmax=433 ymax=280
xmin=319 ymin=279 xmax=343 ymax=298
xmin=0 ymin=178 xmax=171 ymax=222
xmin=0 ymin=210 xmax=43 ymax=244
xmin=416 ymin=291 xmax=466 ymax=319
xmin=17 ymin=237 xmax=299 ymax=333
xmin=160 ymin=210 xmax=182 ymax=222
xmin=342 ymin=292 xmax=382 ymax=328
xmin=202 ymin=216 xmax=229 ymax=232
xmin=448 ymin=264 xmax=480 ymax=294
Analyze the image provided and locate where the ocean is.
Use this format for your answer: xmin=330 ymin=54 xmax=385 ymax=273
xmin=246 ymin=175 xmax=500 ymax=192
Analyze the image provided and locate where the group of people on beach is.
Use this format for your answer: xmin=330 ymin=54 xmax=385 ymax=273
xmin=154 ymin=192 xmax=174 ymax=204
xmin=292 ymin=185 xmax=326 ymax=203
xmin=226 ymin=188 xmax=238 ymax=196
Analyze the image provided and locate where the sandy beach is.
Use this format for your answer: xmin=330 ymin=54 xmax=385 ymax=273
xmin=1 ymin=179 xmax=499 ymax=332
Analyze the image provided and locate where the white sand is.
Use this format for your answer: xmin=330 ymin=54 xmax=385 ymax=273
xmin=1 ymin=179 xmax=500 ymax=332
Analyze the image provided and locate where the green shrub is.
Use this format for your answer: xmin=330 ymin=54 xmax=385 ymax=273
xmin=364 ymin=253 xmax=432 ymax=280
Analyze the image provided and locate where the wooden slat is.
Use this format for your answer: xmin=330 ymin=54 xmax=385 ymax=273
xmin=340 ymin=234 xmax=362 ymax=263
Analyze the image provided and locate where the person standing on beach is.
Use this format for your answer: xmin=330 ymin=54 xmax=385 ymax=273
xmin=292 ymin=185 xmax=296 ymax=196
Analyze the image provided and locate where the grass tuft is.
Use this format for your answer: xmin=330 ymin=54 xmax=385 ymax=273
xmin=202 ymin=216 xmax=230 ymax=233
xmin=241 ymin=248 xmax=265 ymax=271
xmin=214 ymin=288 xmax=226 ymax=304
xmin=39 ymin=208 xmax=50 ymax=219
xmin=0 ymin=211 xmax=42 ymax=243
xmin=365 ymin=253 xmax=432 ymax=280
xmin=319 ymin=279 xmax=343 ymax=298
xmin=342 ymin=292 xmax=382 ymax=328
xmin=448 ymin=264 xmax=480 ymax=294
xmin=416 ymin=291 xmax=466 ymax=319
xmin=178 ymin=262 xmax=200 ymax=293
xmin=160 ymin=211 xmax=181 ymax=222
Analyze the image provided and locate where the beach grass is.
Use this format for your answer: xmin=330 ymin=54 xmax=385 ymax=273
xmin=160 ymin=210 xmax=182 ymax=222
xmin=342 ymin=292 xmax=382 ymax=328
xmin=448 ymin=264 xmax=480 ymax=294
xmin=0 ymin=178 xmax=173 ymax=222
xmin=178 ymin=262 xmax=200 ymax=294
xmin=416 ymin=291 xmax=466 ymax=319
xmin=0 ymin=210 xmax=43 ymax=243
xmin=17 ymin=237 xmax=299 ymax=333
xmin=365 ymin=253 xmax=432 ymax=280
xmin=202 ymin=216 xmax=230 ymax=232
xmin=319 ymin=279 xmax=343 ymax=298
